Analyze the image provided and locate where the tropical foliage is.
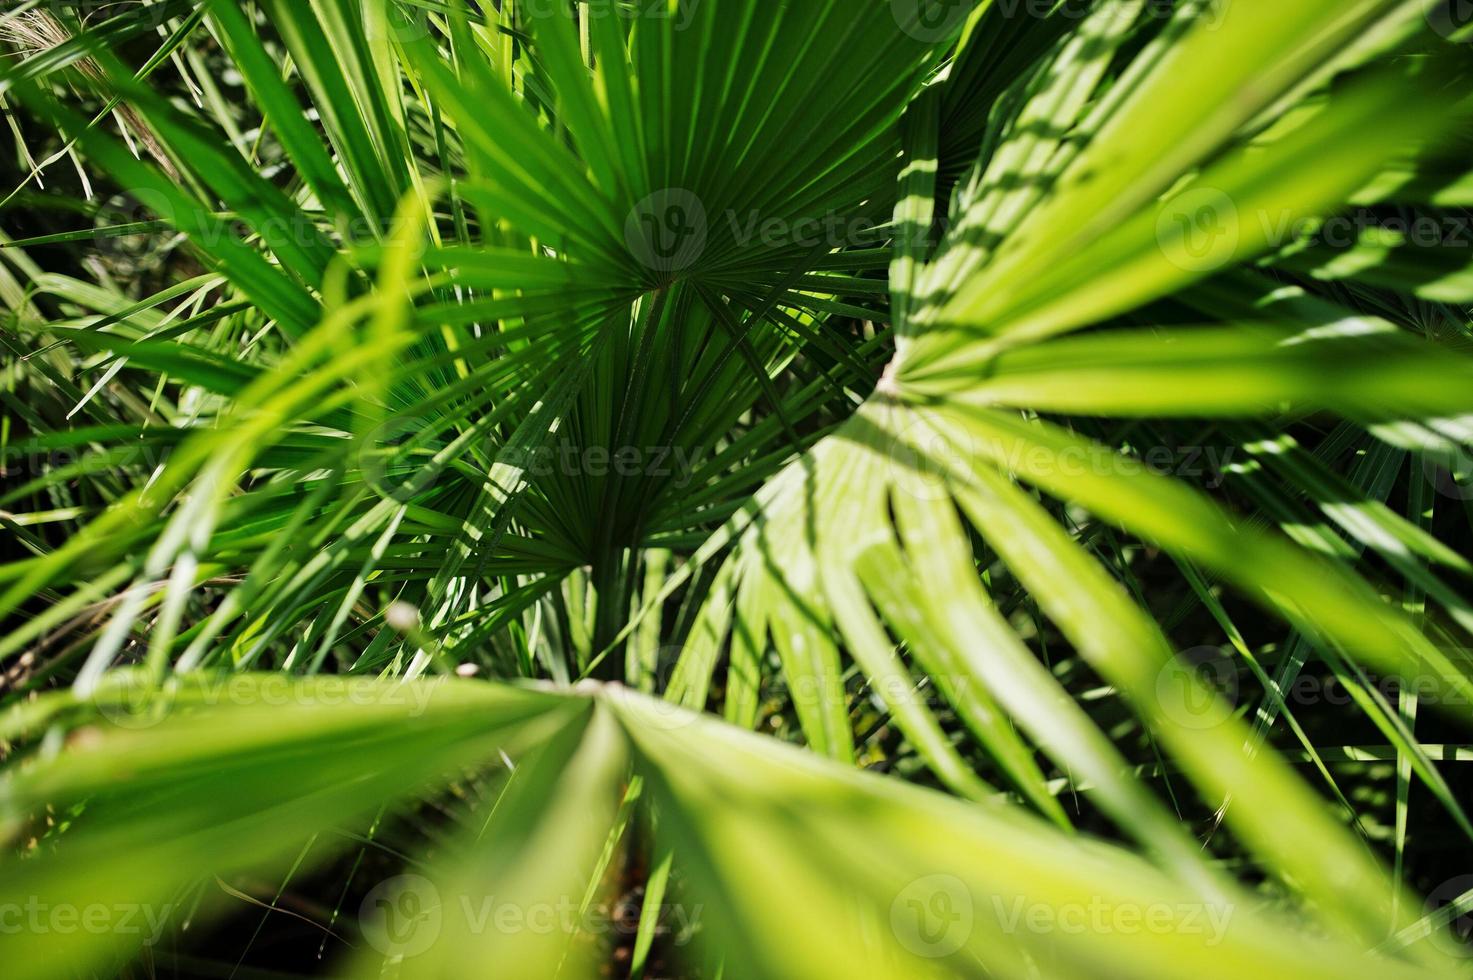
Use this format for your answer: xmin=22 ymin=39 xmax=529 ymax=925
xmin=3 ymin=0 xmax=1473 ymax=977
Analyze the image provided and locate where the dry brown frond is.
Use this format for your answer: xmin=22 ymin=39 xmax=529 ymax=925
xmin=0 ymin=8 xmax=179 ymax=180
xmin=0 ymin=9 xmax=104 ymax=79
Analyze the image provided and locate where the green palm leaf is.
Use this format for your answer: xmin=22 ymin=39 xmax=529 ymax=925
xmin=4 ymin=0 xmax=1473 ymax=976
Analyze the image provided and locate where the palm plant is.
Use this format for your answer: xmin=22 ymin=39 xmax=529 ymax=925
xmin=3 ymin=0 xmax=1473 ymax=976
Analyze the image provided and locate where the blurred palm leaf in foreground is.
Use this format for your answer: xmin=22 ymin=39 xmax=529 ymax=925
xmin=3 ymin=0 xmax=1473 ymax=977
